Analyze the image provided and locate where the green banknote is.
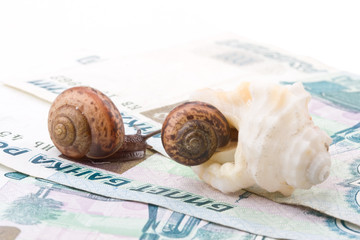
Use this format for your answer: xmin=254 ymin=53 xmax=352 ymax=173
xmin=251 ymin=72 xmax=360 ymax=227
xmin=1 ymin=35 xmax=360 ymax=239
xmin=0 ymin=80 xmax=359 ymax=240
xmin=0 ymin=164 xmax=258 ymax=240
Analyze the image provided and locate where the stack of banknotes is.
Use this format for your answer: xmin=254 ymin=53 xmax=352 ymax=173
xmin=0 ymin=34 xmax=359 ymax=240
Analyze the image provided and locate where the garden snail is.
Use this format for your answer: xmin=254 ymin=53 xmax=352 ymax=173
xmin=48 ymin=86 xmax=233 ymax=166
xmin=48 ymin=86 xmax=160 ymax=160
xmin=161 ymin=101 xmax=232 ymax=166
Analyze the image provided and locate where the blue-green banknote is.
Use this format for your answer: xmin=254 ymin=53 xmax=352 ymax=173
xmin=1 ymin=73 xmax=360 ymax=239
xmin=0 ymin=164 xmax=261 ymax=240
xmin=1 ymin=36 xmax=360 ymax=239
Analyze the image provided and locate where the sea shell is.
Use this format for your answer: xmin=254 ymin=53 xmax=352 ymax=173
xmin=190 ymin=82 xmax=332 ymax=196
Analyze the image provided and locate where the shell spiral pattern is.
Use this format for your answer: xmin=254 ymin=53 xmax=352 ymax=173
xmin=161 ymin=101 xmax=231 ymax=166
xmin=190 ymin=82 xmax=332 ymax=196
xmin=48 ymin=86 xmax=125 ymax=159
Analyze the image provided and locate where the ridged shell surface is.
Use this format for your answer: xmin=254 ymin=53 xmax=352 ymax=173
xmin=191 ymin=82 xmax=332 ymax=196
xmin=48 ymin=86 xmax=124 ymax=159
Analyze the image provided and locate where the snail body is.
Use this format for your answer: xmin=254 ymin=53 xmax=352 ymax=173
xmin=111 ymin=129 xmax=160 ymax=161
xmin=161 ymin=101 xmax=231 ymax=166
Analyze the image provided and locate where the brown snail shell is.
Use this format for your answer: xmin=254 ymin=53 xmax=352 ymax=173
xmin=161 ymin=101 xmax=231 ymax=166
xmin=48 ymin=86 xmax=124 ymax=159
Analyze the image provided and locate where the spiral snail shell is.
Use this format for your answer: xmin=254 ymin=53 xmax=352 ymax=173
xmin=161 ymin=101 xmax=231 ymax=166
xmin=48 ymin=86 xmax=124 ymax=159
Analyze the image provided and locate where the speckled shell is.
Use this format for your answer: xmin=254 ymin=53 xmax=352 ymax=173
xmin=48 ymin=86 xmax=124 ymax=159
xmin=161 ymin=101 xmax=231 ymax=166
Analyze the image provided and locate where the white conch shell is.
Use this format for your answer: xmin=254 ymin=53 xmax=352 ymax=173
xmin=190 ymin=82 xmax=332 ymax=196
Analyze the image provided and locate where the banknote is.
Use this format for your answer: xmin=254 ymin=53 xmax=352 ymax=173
xmin=0 ymin=83 xmax=359 ymax=239
xmin=4 ymin=34 xmax=337 ymax=112
xmin=1 ymin=35 xmax=360 ymax=239
xmin=247 ymin=72 xmax=360 ymax=224
xmin=0 ymin=165 xmax=258 ymax=240
xmin=2 ymin=34 xmax=341 ymax=161
xmin=283 ymin=72 xmax=360 ymax=130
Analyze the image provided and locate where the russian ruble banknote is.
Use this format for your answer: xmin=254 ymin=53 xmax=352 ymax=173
xmin=1 ymin=34 xmax=360 ymax=239
xmin=4 ymin=34 xmax=340 ymax=162
xmin=250 ymin=72 xmax=360 ymax=224
xmin=6 ymin=34 xmax=337 ymax=112
xmin=0 ymin=164 xmax=258 ymax=240
xmin=0 ymin=110 xmax=357 ymax=240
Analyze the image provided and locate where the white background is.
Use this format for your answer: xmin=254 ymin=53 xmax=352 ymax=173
xmin=1 ymin=0 xmax=360 ymax=80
